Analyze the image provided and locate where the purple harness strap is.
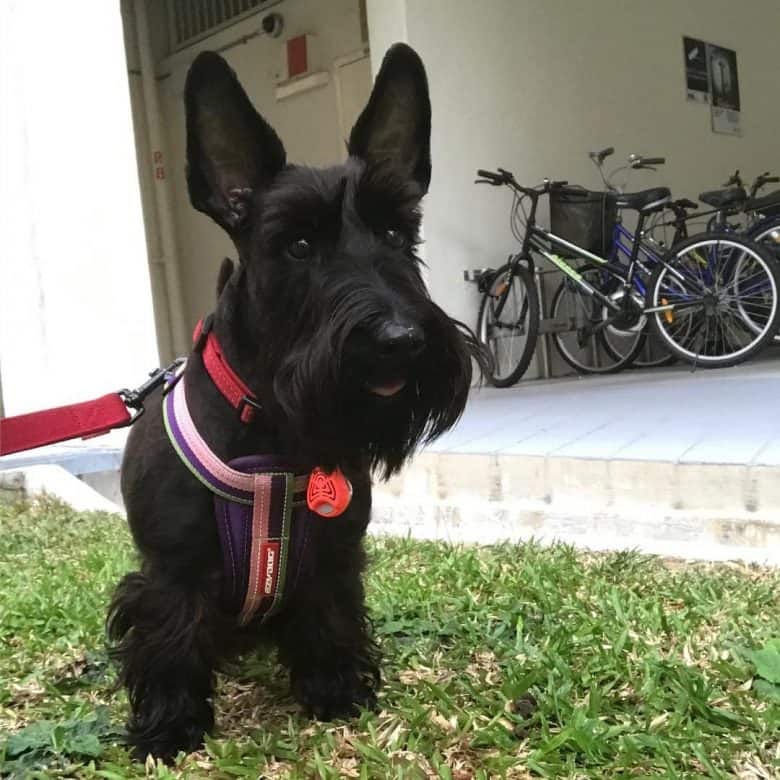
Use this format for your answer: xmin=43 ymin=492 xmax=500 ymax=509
xmin=163 ymin=368 xmax=314 ymax=624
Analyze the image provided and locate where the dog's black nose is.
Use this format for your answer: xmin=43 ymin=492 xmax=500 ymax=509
xmin=376 ymin=321 xmax=425 ymax=358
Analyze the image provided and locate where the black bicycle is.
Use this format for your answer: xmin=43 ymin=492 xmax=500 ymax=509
xmin=474 ymin=167 xmax=780 ymax=386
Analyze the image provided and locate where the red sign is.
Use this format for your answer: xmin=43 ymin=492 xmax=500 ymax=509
xmin=287 ymin=35 xmax=308 ymax=78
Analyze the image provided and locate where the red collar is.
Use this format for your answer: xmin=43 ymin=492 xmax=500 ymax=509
xmin=193 ymin=316 xmax=261 ymax=424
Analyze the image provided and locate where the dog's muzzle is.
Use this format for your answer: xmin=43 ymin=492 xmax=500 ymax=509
xmin=350 ymin=319 xmax=425 ymax=398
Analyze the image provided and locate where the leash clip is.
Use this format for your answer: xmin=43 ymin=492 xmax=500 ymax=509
xmin=118 ymin=358 xmax=186 ymax=424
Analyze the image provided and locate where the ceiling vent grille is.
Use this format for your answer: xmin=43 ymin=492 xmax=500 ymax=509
xmin=167 ymin=0 xmax=272 ymax=52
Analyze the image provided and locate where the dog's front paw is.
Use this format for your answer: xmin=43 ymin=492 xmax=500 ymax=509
xmin=291 ymin=663 xmax=380 ymax=720
xmin=127 ymin=713 xmax=212 ymax=764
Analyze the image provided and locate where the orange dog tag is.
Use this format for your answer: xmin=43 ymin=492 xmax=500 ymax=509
xmin=307 ymin=467 xmax=353 ymax=517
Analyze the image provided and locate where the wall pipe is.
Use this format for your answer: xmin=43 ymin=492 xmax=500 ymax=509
xmin=133 ymin=0 xmax=189 ymax=358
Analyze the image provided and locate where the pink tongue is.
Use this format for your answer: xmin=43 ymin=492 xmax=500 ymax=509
xmin=368 ymin=379 xmax=406 ymax=397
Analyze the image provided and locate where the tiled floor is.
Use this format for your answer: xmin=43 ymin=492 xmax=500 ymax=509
xmin=428 ymin=360 xmax=780 ymax=466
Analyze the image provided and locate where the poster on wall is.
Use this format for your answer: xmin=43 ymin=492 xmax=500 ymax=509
xmin=682 ymin=36 xmax=741 ymax=135
xmin=683 ymin=37 xmax=709 ymax=103
xmin=708 ymin=43 xmax=741 ymax=135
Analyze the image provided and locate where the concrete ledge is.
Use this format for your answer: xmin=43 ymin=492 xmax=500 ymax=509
xmin=372 ymin=452 xmax=780 ymax=565
xmin=3 ymin=426 xmax=778 ymax=565
xmin=0 ymin=465 xmax=124 ymax=515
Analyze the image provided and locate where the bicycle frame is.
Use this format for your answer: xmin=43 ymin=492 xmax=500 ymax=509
xmin=525 ymin=225 xmax=624 ymax=312
xmin=611 ymin=222 xmax=664 ymax=296
xmin=517 ymin=200 xmax=692 ymax=320
xmin=482 ymin=174 xmax=723 ymax=338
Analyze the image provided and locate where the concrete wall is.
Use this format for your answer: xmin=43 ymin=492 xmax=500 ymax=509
xmin=0 ymin=0 xmax=158 ymax=416
xmin=151 ymin=0 xmax=368 ymax=330
xmin=365 ymin=0 xmax=407 ymax=69
xmin=368 ymin=0 xmax=780 ymax=378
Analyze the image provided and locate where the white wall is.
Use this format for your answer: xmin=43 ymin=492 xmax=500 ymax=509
xmin=368 ymin=0 xmax=780 ymax=378
xmin=365 ymin=0 xmax=407 ymax=73
xmin=0 ymin=0 xmax=158 ymax=416
xmin=152 ymin=0 xmax=367 ymax=330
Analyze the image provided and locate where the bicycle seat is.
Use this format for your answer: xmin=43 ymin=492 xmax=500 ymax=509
xmin=698 ymin=186 xmax=747 ymax=209
xmin=747 ymin=188 xmax=780 ymax=215
xmin=615 ymin=187 xmax=671 ymax=213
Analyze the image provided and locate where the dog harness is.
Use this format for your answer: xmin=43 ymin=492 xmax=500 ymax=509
xmin=162 ymin=320 xmax=353 ymax=625
xmin=163 ymin=366 xmax=316 ymax=624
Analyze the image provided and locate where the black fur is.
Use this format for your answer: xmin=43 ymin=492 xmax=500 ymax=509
xmin=108 ymin=43 xmax=486 ymax=762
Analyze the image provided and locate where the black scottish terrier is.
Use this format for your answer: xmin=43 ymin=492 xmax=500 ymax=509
xmin=108 ymin=43 xmax=482 ymax=761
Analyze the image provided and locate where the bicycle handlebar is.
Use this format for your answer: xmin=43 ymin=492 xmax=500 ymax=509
xmin=750 ymin=172 xmax=780 ymax=197
xmin=668 ymin=198 xmax=698 ymax=221
xmin=629 ymin=156 xmax=665 ymax=169
xmin=717 ymin=169 xmax=779 ymax=198
xmin=475 ymin=169 xmax=568 ymax=196
xmin=476 ymin=169 xmax=506 ymax=185
xmin=589 ymin=146 xmax=614 ymax=164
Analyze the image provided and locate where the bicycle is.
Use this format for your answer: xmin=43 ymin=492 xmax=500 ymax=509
xmin=657 ymin=169 xmax=780 ymax=344
xmin=700 ymin=169 xmax=780 ymax=227
xmin=477 ymin=164 xmax=671 ymax=379
xmin=581 ymin=147 xmax=692 ymax=369
xmin=474 ymin=167 xmax=780 ymax=386
xmin=698 ymin=169 xmax=780 ymax=253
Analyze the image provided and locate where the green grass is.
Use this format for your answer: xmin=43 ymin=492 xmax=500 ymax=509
xmin=1 ymin=498 xmax=778 ymax=779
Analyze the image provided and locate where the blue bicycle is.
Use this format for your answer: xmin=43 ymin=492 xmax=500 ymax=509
xmin=558 ymin=148 xmax=695 ymax=369
xmin=696 ymin=169 xmax=780 ymax=343
xmin=547 ymin=150 xmax=689 ymax=373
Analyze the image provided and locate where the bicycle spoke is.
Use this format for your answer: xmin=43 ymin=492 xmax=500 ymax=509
xmin=653 ymin=236 xmax=779 ymax=364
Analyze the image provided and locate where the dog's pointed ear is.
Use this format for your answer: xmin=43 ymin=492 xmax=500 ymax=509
xmin=348 ymin=43 xmax=431 ymax=192
xmin=185 ymin=52 xmax=286 ymax=234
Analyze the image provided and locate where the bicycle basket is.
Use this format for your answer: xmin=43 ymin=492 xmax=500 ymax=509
xmin=549 ymin=185 xmax=617 ymax=258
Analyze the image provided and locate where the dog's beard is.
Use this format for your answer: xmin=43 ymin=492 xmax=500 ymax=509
xmin=272 ymin=300 xmax=482 ymax=478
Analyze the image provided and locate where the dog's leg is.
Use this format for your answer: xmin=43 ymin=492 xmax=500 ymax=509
xmin=107 ymin=569 xmax=218 ymax=762
xmin=275 ymin=535 xmax=380 ymax=720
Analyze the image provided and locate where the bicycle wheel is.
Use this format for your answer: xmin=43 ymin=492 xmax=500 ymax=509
xmin=600 ymin=279 xmax=676 ymax=369
xmin=551 ymin=265 xmax=644 ymax=374
xmin=622 ymin=334 xmax=677 ymax=368
xmin=747 ymin=217 xmax=780 ymax=256
xmin=477 ymin=261 xmax=539 ymax=387
xmin=746 ymin=217 xmax=780 ymax=343
xmin=647 ymin=233 xmax=780 ymax=367
xmin=601 ymin=247 xmax=676 ymax=369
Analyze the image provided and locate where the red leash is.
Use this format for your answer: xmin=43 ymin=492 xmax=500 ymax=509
xmin=0 ymin=394 xmax=133 ymax=456
xmin=0 ymin=315 xmax=262 ymax=458
xmin=0 ymin=361 xmax=184 ymax=457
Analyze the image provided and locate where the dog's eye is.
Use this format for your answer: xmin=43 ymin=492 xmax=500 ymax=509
xmin=287 ymin=238 xmax=312 ymax=260
xmin=383 ymin=228 xmax=407 ymax=250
